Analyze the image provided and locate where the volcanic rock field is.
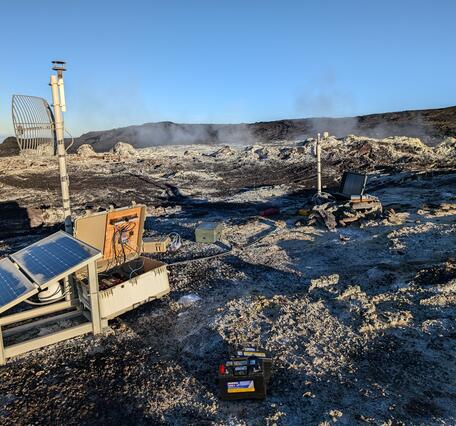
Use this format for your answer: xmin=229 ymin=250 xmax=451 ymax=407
xmin=0 ymin=134 xmax=456 ymax=424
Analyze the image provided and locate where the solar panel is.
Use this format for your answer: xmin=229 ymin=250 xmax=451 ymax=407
xmin=339 ymin=172 xmax=367 ymax=196
xmin=0 ymin=258 xmax=37 ymax=313
xmin=11 ymin=231 xmax=100 ymax=287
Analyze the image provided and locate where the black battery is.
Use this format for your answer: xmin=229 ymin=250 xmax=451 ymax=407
xmin=231 ymin=344 xmax=273 ymax=383
xmin=218 ymin=345 xmax=273 ymax=401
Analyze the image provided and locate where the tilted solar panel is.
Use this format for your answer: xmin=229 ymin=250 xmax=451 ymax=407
xmin=340 ymin=172 xmax=367 ymax=196
xmin=0 ymin=258 xmax=37 ymax=313
xmin=11 ymin=231 xmax=100 ymax=286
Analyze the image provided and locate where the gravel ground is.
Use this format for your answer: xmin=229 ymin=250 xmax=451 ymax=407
xmin=0 ymin=137 xmax=456 ymax=424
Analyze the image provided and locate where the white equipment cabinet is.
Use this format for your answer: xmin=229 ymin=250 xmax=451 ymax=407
xmin=74 ymin=204 xmax=170 ymax=320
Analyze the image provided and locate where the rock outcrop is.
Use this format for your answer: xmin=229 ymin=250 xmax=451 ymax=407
xmin=109 ymin=141 xmax=138 ymax=158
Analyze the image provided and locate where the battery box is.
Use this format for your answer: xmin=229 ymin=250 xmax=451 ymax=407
xmin=142 ymin=236 xmax=171 ymax=253
xmin=218 ymin=345 xmax=273 ymax=400
xmin=232 ymin=345 xmax=273 ymax=383
xmin=195 ymin=222 xmax=223 ymax=244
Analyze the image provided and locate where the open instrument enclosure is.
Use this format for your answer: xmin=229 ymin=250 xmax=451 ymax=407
xmin=74 ymin=204 xmax=170 ymax=320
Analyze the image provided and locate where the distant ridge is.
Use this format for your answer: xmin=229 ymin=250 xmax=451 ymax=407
xmin=74 ymin=106 xmax=456 ymax=152
xmin=3 ymin=106 xmax=456 ymax=153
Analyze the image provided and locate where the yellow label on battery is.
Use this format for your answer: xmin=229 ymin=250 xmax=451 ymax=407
xmin=243 ymin=351 xmax=266 ymax=357
xmin=227 ymin=380 xmax=256 ymax=393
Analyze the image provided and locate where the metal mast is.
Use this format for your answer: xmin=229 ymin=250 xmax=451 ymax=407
xmin=50 ymin=61 xmax=72 ymax=233
xmin=316 ymin=133 xmax=322 ymax=196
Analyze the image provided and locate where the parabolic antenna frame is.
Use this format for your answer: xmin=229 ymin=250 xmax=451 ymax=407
xmin=12 ymin=94 xmax=55 ymax=155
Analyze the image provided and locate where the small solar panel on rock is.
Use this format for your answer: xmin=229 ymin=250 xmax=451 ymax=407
xmin=339 ymin=172 xmax=367 ymax=197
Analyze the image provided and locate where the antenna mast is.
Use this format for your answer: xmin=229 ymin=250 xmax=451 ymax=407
xmin=316 ymin=133 xmax=322 ymax=196
xmin=50 ymin=61 xmax=72 ymax=233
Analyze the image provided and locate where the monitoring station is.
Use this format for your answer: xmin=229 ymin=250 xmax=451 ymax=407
xmin=0 ymin=63 xmax=172 ymax=365
xmin=0 ymin=205 xmax=170 ymax=365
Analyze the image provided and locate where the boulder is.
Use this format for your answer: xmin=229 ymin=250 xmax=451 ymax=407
xmin=76 ymin=144 xmax=96 ymax=157
xmin=110 ymin=141 xmax=138 ymax=158
xmin=211 ymin=145 xmax=237 ymax=158
xmin=435 ymin=137 xmax=456 ymax=158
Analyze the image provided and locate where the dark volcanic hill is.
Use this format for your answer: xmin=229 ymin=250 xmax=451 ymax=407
xmin=0 ymin=137 xmax=20 ymax=157
xmin=3 ymin=106 xmax=456 ymax=154
xmin=73 ymin=106 xmax=456 ymax=152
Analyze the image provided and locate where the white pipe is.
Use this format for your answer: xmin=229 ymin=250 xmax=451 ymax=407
xmin=316 ymin=133 xmax=322 ymax=196
xmin=58 ymin=77 xmax=66 ymax=112
xmin=50 ymin=74 xmax=72 ymax=233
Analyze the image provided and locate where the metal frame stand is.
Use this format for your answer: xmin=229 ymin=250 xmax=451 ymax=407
xmin=0 ymin=260 xmax=103 ymax=366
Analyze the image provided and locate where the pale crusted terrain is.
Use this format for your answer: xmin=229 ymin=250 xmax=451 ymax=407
xmin=0 ymin=136 xmax=455 ymax=425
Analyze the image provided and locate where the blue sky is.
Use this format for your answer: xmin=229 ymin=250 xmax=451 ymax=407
xmin=0 ymin=0 xmax=455 ymax=137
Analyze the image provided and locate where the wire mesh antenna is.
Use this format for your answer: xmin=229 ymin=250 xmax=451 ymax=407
xmin=12 ymin=95 xmax=55 ymax=155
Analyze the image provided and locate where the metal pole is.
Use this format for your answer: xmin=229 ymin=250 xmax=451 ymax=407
xmin=0 ymin=325 xmax=5 ymax=365
xmin=88 ymin=261 xmax=102 ymax=335
xmin=50 ymin=71 xmax=72 ymax=233
xmin=316 ymin=133 xmax=322 ymax=196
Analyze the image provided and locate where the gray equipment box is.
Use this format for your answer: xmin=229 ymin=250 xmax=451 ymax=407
xmin=195 ymin=222 xmax=223 ymax=244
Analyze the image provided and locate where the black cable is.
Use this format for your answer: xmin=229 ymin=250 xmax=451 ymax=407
xmin=123 ymin=241 xmax=145 ymax=278
xmin=120 ymin=237 xmax=127 ymax=264
xmin=167 ymin=244 xmax=233 ymax=267
xmin=167 ymin=217 xmax=278 ymax=267
xmin=36 ymin=283 xmax=63 ymax=300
